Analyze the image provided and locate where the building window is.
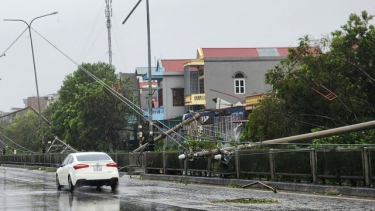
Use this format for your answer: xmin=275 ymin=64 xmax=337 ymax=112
xmin=198 ymin=67 xmax=205 ymax=94
xmin=233 ymin=72 xmax=246 ymax=94
xmin=199 ymin=79 xmax=205 ymax=94
xmin=158 ymin=89 xmax=163 ymax=107
xmin=172 ymin=88 xmax=184 ymax=106
xmin=234 ymin=79 xmax=245 ymax=94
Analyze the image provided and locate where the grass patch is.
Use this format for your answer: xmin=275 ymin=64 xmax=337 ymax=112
xmin=28 ymin=167 xmax=42 ymax=170
xmin=27 ymin=167 xmax=56 ymax=172
xmin=216 ymin=198 xmax=278 ymax=204
xmin=179 ymin=180 xmax=191 ymax=185
xmin=227 ymin=184 xmax=241 ymax=189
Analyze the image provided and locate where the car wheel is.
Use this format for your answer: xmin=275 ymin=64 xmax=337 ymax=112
xmin=68 ymin=176 xmax=74 ymax=192
xmin=111 ymin=183 xmax=118 ymax=191
xmin=56 ymin=175 xmax=62 ymax=191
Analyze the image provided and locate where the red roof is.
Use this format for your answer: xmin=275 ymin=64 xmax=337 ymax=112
xmin=201 ymin=47 xmax=292 ymax=58
xmin=276 ymin=48 xmax=290 ymax=57
xmin=139 ymin=81 xmax=157 ymax=87
xmin=161 ymin=59 xmax=191 ymax=72
xmin=202 ymin=48 xmax=258 ymax=58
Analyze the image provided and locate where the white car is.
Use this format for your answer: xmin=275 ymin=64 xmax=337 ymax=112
xmin=56 ymin=152 xmax=119 ymax=192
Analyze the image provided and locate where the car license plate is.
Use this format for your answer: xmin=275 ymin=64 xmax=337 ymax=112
xmin=93 ymin=165 xmax=102 ymax=171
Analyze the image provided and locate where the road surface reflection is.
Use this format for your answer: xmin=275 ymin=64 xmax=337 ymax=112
xmin=58 ymin=190 xmax=120 ymax=211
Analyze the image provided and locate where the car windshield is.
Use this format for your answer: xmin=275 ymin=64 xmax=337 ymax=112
xmin=76 ymin=154 xmax=111 ymax=161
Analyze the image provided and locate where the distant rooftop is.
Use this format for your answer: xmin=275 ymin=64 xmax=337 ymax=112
xmin=160 ymin=59 xmax=191 ymax=72
xmin=199 ymin=47 xmax=292 ymax=58
xmin=135 ymin=67 xmax=156 ymax=76
xmin=139 ymin=81 xmax=157 ymax=88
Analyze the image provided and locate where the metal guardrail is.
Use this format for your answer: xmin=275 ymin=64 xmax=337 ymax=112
xmin=1 ymin=148 xmax=374 ymax=187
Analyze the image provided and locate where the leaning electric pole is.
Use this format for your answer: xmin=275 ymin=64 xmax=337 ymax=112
xmin=122 ymin=0 xmax=154 ymax=141
xmin=105 ymin=0 xmax=113 ymax=65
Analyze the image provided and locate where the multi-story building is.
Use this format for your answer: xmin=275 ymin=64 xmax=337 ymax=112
xmin=45 ymin=93 xmax=60 ymax=108
xmin=138 ymin=47 xmax=293 ymax=143
xmin=182 ymin=47 xmax=291 ymax=142
xmin=184 ymin=47 xmax=290 ymax=110
xmin=23 ymin=97 xmax=48 ymax=111
xmin=141 ymin=59 xmax=191 ymax=127
xmin=23 ymin=93 xmax=60 ymax=111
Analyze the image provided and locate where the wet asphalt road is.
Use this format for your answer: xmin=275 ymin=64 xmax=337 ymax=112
xmin=1 ymin=167 xmax=375 ymax=210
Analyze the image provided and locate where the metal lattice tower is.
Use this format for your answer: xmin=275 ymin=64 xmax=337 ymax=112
xmin=105 ymin=0 xmax=113 ymax=65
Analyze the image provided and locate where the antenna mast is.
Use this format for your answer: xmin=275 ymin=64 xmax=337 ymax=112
xmin=105 ymin=0 xmax=113 ymax=65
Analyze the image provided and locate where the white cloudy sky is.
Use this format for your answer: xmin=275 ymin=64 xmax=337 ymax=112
xmin=0 ymin=0 xmax=374 ymax=112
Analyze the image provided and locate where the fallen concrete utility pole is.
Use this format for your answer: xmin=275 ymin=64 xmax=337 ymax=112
xmin=46 ymin=136 xmax=78 ymax=154
xmin=133 ymin=112 xmax=201 ymax=152
xmin=0 ymin=106 xmax=51 ymax=125
xmin=178 ymin=119 xmax=375 ymax=159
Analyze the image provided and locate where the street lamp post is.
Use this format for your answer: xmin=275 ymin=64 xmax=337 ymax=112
xmin=4 ymin=12 xmax=58 ymax=153
xmin=122 ymin=0 xmax=153 ymax=141
xmin=145 ymin=0 xmax=153 ymax=141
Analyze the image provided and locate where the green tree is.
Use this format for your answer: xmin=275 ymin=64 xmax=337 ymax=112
xmin=2 ymin=111 xmax=50 ymax=153
xmin=50 ymin=62 xmax=134 ymax=151
xmin=241 ymin=11 xmax=375 ymax=144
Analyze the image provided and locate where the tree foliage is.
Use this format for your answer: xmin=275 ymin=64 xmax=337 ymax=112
xmin=241 ymin=11 xmax=375 ymax=144
xmin=2 ymin=111 xmax=50 ymax=153
xmin=50 ymin=62 xmax=134 ymax=151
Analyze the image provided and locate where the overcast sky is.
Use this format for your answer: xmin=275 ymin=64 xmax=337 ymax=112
xmin=0 ymin=0 xmax=374 ymax=112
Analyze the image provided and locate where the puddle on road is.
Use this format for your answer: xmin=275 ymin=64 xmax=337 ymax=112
xmin=58 ymin=192 xmax=121 ymax=211
xmin=119 ymin=200 xmax=205 ymax=211
xmin=58 ymin=190 xmax=203 ymax=211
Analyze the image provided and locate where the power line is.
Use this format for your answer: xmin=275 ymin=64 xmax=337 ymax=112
xmin=0 ymin=131 xmax=36 ymax=153
xmin=32 ymin=28 xmax=189 ymax=150
xmin=1 ymin=27 xmax=28 ymax=57
xmin=78 ymin=1 xmax=106 ymax=62
xmin=82 ymin=25 xmax=105 ymax=62
xmin=0 ymin=138 xmax=7 ymax=147
xmin=111 ymin=15 xmax=127 ymax=72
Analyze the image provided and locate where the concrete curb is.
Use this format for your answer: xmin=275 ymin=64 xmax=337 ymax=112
xmin=141 ymin=174 xmax=375 ymax=198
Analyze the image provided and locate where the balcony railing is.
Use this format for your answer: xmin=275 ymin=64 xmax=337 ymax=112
xmin=185 ymin=94 xmax=205 ymax=105
xmin=245 ymin=93 xmax=269 ymax=110
xmin=142 ymin=107 xmax=164 ymax=121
